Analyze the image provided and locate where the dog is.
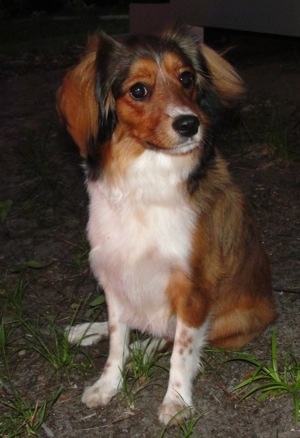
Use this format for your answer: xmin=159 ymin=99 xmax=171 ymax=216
xmin=56 ymin=26 xmax=276 ymax=425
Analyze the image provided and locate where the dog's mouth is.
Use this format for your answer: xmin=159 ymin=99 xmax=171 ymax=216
xmin=145 ymin=140 xmax=201 ymax=156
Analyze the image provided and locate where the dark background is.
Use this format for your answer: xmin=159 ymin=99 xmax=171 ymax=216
xmin=0 ymin=0 xmax=168 ymax=17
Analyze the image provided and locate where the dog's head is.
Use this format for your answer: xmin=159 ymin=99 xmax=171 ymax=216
xmin=57 ymin=27 xmax=244 ymax=180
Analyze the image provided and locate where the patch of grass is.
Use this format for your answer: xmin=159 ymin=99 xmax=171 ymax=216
xmin=159 ymin=409 xmax=203 ymax=437
xmin=1 ymin=274 xmax=27 ymax=317
xmin=0 ymin=318 xmax=15 ymax=362
xmin=119 ymin=367 xmax=143 ymax=411
xmin=0 ymin=270 xmax=95 ymax=435
xmin=71 ymin=237 xmax=90 ymax=273
xmin=21 ymin=316 xmax=93 ymax=378
xmin=0 ymin=319 xmax=7 ymax=351
xmin=84 ymin=294 xmax=106 ymax=319
xmin=177 ymin=413 xmax=203 ymax=438
xmin=129 ymin=336 xmax=169 ymax=380
xmin=0 ymin=316 xmax=63 ymax=437
xmin=119 ymin=336 xmax=169 ymax=410
xmin=1 ymin=265 xmax=52 ymax=320
xmin=11 ymin=260 xmax=53 ymax=275
xmin=232 ymin=331 xmax=300 ymax=424
xmin=0 ymin=307 xmax=92 ymax=435
xmin=0 ymin=384 xmax=62 ymax=437
xmin=1 ymin=270 xmax=93 ymax=379
xmin=1 ymin=274 xmax=93 ymax=378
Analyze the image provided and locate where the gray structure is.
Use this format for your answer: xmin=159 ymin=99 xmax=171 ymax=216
xmin=130 ymin=1 xmax=300 ymax=37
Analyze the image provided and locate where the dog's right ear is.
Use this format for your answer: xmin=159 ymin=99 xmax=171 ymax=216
xmin=56 ymin=33 xmax=121 ymax=159
xmin=56 ymin=35 xmax=99 ymax=158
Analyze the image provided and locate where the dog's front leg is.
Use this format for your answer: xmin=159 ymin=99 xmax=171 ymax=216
xmin=82 ymin=303 xmax=130 ymax=408
xmin=158 ymin=319 xmax=208 ymax=425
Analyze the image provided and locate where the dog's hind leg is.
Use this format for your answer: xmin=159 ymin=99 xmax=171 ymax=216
xmin=66 ymin=322 xmax=109 ymax=346
xmin=209 ymin=295 xmax=276 ymax=350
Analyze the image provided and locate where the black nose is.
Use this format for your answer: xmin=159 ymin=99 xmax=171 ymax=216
xmin=172 ymin=115 xmax=200 ymax=137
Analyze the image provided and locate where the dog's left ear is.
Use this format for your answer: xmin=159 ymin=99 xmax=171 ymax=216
xmin=200 ymin=44 xmax=245 ymax=107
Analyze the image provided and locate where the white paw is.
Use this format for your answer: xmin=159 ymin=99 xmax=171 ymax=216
xmin=66 ymin=322 xmax=108 ymax=346
xmin=82 ymin=379 xmax=118 ymax=407
xmin=158 ymin=399 xmax=194 ymax=425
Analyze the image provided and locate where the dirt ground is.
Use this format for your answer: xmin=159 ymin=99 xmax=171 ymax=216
xmin=0 ymin=29 xmax=299 ymax=437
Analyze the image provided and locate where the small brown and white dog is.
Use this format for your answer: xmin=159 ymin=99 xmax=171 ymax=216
xmin=57 ymin=26 xmax=276 ymax=425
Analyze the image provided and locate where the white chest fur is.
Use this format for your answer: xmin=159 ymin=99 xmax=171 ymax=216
xmin=86 ymin=150 xmax=197 ymax=337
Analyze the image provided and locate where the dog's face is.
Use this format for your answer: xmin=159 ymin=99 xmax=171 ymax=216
xmin=57 ymin=27 xmax=244 ymax=179
xmin=111 ymin=49 xmax=207 ymax=156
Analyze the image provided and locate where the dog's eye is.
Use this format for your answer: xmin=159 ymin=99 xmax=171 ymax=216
xmin=130 ymin=83 xmax=148 ymax=100
xmin=179 ymin=71 xmax=194 ymax=89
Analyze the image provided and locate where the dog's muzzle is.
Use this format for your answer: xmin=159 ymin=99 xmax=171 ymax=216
xmin=172 ymin=115 xmax=200 ymax=138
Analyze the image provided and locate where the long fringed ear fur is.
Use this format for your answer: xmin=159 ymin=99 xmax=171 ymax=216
xmin=200 ymin=44 xmax=246 ymax=107
xmin=93 ymin=33 xmax=121 ymax=146
xmin=56 ymin=36 xmax=98 ymax=158
xmin=56 ymin=33 xmax=120 ymax=159
xmin=162 ymin=26 xmax=245 ymax=107
xmin=56 ymin=28 xmax=245 ymax=160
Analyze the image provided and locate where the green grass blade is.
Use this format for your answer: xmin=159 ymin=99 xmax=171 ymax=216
xmin=270 ymin=330 xmax=280 ymax=382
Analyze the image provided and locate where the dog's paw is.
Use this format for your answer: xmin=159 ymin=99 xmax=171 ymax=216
xmin=82 ymin=379 xmax=118 ymax=407
xmin=66 ymin=322 xmax=108 ymax=346
xmin=158 ymin=399 xmax=194 ymax=425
